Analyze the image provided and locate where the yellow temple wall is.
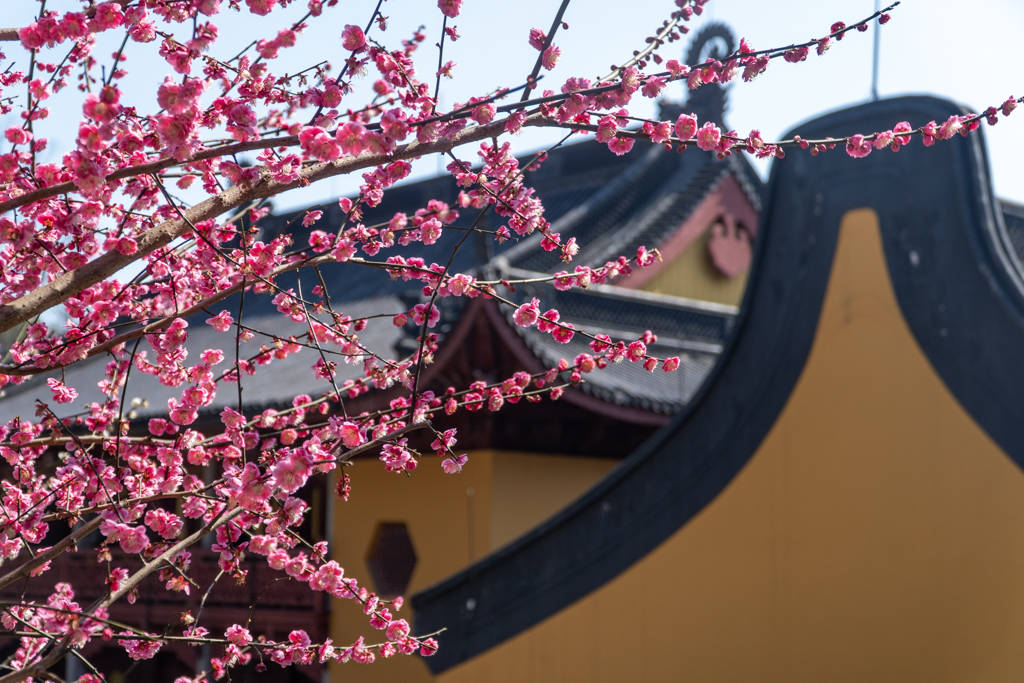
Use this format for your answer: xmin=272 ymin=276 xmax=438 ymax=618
xmin=640 ymin=226 xmax=750 ymax=307
xmin=438 ymin=210 xmax=1024 ymax=682
xmin=328 ymin=449 xmax=615 ymax=682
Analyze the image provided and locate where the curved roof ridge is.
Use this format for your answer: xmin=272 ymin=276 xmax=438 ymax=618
xmin=411 ymin=95 xmax=1024 ymax=672
xmin=501 ymin=142 xmax=671 ymax=268
xmin=578 ymin=160 xmax=727 ymax=267
xmin=992 ymin=198 xmax=1024 ymax=287
xmin=495 ymin=263 xmax=739 ymax=315
xmin=726 ymin=150 xmax=765 ymax=212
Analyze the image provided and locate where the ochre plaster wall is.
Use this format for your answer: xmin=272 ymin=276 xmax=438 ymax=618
xmin=328 ymin=449 xmax=614 ymax=681
xmin=489 ymin=451 xmax=617 ymax=551
xmin=640 ymin=226 xmax=750 ymax=306
xmin=623 ymin=174 xmax=756 ymax=307
xmin=440 ymin=210 xmax=1024 ymax=682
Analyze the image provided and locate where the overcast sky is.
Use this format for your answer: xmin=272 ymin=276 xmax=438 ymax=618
xmin=5 ymin=0 xmax=1022 ymax=210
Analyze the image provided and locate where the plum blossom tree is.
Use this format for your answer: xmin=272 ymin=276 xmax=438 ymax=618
xmin=0 ymin=0 xmax=1019 ymax=680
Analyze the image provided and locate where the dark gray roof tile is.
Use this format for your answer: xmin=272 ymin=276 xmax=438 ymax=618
xmin=0 ymin=296 xmax=408 ymax=424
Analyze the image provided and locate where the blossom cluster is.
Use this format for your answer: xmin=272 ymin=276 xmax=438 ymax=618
xmin=1 ymin=0 xmax=1003 ymax=679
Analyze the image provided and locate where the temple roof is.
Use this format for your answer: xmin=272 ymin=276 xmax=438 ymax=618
xmin=411 ymin=94 xmax=1024 ymax=673
xmin=496 ymin=272 xmax=734 ymax=414
xmin=1 ymin=82 xmax=762 ymax=425
xmin=503 ymin=132 xmax=762 ymax=276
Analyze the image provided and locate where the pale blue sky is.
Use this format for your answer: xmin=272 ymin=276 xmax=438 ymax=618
xmin=4 ymin=0 xmax=1023 ymax=210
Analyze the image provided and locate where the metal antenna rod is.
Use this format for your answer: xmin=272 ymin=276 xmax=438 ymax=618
xmin=871 ymin=0 xmax=881 ymax=101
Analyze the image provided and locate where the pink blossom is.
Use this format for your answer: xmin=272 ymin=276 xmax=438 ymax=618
xmin=268 ymin=548 xmax=290 ymax=571
xmin=665 ymin=59 xmax=686 ymax=77
xmin=119 ymin=633 xmax=161 ymax=660
xmin=438 ymin=0 xmax=462 ymax=17
xmin=595 ymin=115 xmax=618 ymax=143
xmin=627 ymin=340 xmax=647 ymax=362
xmin=441 ymin=453 xmax=469 ymax=473
xmin=148 ymin=418 xmax=169 ymax=436
xmin=380 ymin=442 xmax=417 ymax=473
xmin=46 ymin=378 xmax=78 ymax=404
xmin=336 ymin=122 xmax=368 ymax=156
xmin=537 ymin=309 xmax=561 ymax=334
xmin=552 ymin=324 xmax=575 ymax=344
xmin=695 ymin=122 xmax=721 ymax=151
xmin=4 ymin=127 xmax=31 ymax=145
xmin=92 ymin=3 xmax=125 ymax=30
xmin=431 ymin=428 xmax=458 ymax=453
xmin=302 ymin=210 xmax=323 ymax=227
xmin=675 ymin=113 xmax=698 ymax=140
xmin=286 ymin=553 xmax=313 ymax=580
xmin=225 ymin=624 xmax=253 ymax=646
xmin=662 ymin=356 xmax=681 ymax=372
xmin=873 ymin=130 xmax=894 ymax=150
xmin=130 ymin=19 xmax=157 ymax=42
xmin=472 ymin=102 xmax=496 ymax=124
xmin=937 ymin=115 xmax=962 ymax=140
xmin=643 ymin=121 xmax=672 ymax=144
xmin=921 ymin=120 xmax=938 ymax=147
xmin=245 ymin=0 xmax=275 ymax=15
xmin=513 ymin=298 xmax=541 ymax=327
xmin=219 ymin=409 xmax=245 ymax=435
xmin=381 ymin=109 xmax=410 ymax=140
xmin=845 ymin=134 xmax=872 ymax=158
xmin=333 ymin=419 xmax=364 ymax=448
xmin=341 ymin=25 xmax=366 ymax=52
xmin=206 ymin=310 xmax=233 ymax=333
xmin=529 ymin=27 xmax=546 ymax=50
xmin=18 ymin=25 xmax=47 ymax=50
xmin=574 ymin=353 xmax=596 ymax=373
xmin=541 ymin=46 xmax=561 ymax=70
xmin=421 ymin=218 xmax=443 ymax=244
xmin=891 ymin=121 xmax=913 ymax=149
xmin=119 ymin=525 xmax=151 ymax=554
xmin=616 ymin=66 xmax=641 ymax=96
xmin=411 ymin=302 xmax=440 ymax=328
xmin=499 ymin=111 xmax=525 ymax=135
xmin=636 ymin=245 xmax=660 ymax=267
xmin=783 ymin=46 xmax=809 ymax=63
xmin=310 ymin=561 xmax=345 ymax=592
xmin=156 ymin=77 xmax=203 ymax=115
xmin=333 ymin=238 xmax=356 ymax=262
xmin=385 ymin=619 xmax=411 ymax=641
xmin=299 ymin=126 xmax=341 ymax=161
xmin=273 ymin=450 xmax=312 ymax=494
xmin=289 ymin=630 xmax=312 ymax=648
xmin=608 ymin=137 xmax=635 ymax=156
xmin=144 ymin=509 xmax=184 ymax=539
xmin=642 ymin=76 xmax=667 ymax=98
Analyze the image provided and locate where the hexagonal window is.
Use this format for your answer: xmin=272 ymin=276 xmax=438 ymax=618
xmin=365 ymin=521 xmax=417 ymax=597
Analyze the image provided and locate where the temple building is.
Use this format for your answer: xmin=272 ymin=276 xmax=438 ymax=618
xmin=5 ymin=23 xmax=1024 ymax=683
xmin=0 ymin=25 xmax=764 ymax=682
xmin=410 ymin=95 xmax=1024 ymax=683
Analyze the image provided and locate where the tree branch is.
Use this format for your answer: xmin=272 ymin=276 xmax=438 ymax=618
xmin=520 ymin=0 xmax=571 ymax=102
xmin=0 ymin=506 xmax=244 ymax=683
xmin=0 ymin=113 xmax=540 ymax=335
xmin=0 ymin=517 xmax=102 ymax=592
